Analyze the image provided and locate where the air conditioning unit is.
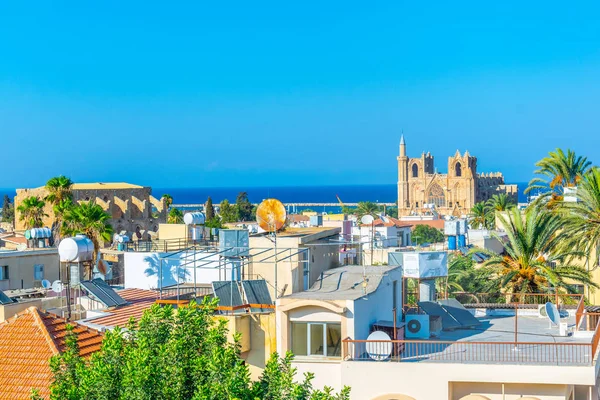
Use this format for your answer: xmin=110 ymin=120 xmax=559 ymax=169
xmin=538 ymin=304 xmax=549 ymax=318
xmin=405 ymin=315 xmax=430 ymax=339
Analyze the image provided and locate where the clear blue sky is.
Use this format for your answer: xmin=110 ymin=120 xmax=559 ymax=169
xmin=1 ymin=1 xmax=599 ymax=188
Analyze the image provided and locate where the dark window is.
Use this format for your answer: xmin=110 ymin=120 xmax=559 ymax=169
xmin=412 ymin=164 xmax=419 ymax=178
xmin=455 ymin=162 xmax=462 ymax=177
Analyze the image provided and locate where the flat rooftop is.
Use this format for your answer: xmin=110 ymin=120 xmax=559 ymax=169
xmin=349 ymin=313 xmax=595 ymax=366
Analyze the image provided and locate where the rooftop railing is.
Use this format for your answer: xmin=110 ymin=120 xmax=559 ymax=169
xmin=342 ymin=338 xmax=596 ymax=366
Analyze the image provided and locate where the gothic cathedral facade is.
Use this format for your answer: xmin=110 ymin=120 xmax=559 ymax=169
xmin=397 ymin=136 xmax=518 ymax=217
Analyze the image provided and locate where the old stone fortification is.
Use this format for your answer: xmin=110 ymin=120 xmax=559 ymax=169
xmin=397 ymin=137 xmax=518 ymax=217
xmin=14 ymin=183 xmax=167 ymax=239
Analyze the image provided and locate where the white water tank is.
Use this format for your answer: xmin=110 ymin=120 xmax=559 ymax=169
xmin=31 ymin=227 xmax=52 ymax=239
xmin=58 ymin=235 xmax=94 ymax=262
xmin=184 ymin=212 xmax=205 ymax=225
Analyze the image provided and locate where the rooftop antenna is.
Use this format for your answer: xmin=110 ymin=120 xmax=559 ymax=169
xmin=360 ymin=214 xmax=375 ymax=287
xmin=256 ymin=198 xmax=287 ymax=298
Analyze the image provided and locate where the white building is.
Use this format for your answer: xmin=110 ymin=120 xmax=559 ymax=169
xmin=353 ymin=217 xmax=412 ymax=249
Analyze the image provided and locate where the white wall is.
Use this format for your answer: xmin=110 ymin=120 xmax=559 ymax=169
xmin=352 ymin=267 xmax=403 ymax=340
xmin=293 ymin=361 xmax=342 ymax=392
xmin=124 ymin=250 xmax=233 ymax=290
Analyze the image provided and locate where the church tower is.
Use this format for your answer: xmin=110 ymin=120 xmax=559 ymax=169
xmin=397 ymin=135 xmax=409 ymax=209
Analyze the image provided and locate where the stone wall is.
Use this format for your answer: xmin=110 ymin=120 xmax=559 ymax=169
xmin=14 ymin=184 xmax=167 ymax=242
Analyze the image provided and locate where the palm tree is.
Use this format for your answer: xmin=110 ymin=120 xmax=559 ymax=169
xmin=469 ymin=201 xmax=490 ymax=229
xmin=168 ymin=208 xmax=184 ymax=224
xmin=45 ymin=175 xmax=74 ymax=244
xmin=62 ymin=200 xmax=113 ymax=263
xmin=355 ymin=201 xmax=380 ymax=220
xmin=17 ymin=196 xmax=48 ymax=229
xmin=562 ymin=167 xmax=600 ymax=266
xmin=487 ymin=193 xmax=515 ymax=212
xmin=482 ymin=206 xmax=596 ymax=295
xmin=526 ymin=148 xmax=592 ymax=195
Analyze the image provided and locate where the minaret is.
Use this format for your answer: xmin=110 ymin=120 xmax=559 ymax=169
xmin=397 ymin=134 xmax=409 ymax=213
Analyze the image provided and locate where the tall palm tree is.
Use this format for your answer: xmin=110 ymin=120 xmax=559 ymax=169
xmin=45 ymin=176 xmax=74 ymax=243
xmin=62 ymin=200 xmax=113 ymax=263
xmin=17 ymin=196 xmax=48 ymax=229
xmin=526 ymin=148 xmax=592 ymax=195
xmin=562 ymin=167 xmax=600 ymax=266
xmin=355 ymin=201 xmax=380 ymax=220
xmin=482 ymin=206 xmax=595 ymax=295
xmin=469 ymin=201 xmax=490 ymax=229
xmin=487 ymin=193 xmax=515 ymax=212
xmin=168 ymin=208 xmax=184 ymax=224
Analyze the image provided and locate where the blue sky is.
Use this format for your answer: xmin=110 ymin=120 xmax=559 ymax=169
xmin=1 ymin=1 xmax=599 ymax=188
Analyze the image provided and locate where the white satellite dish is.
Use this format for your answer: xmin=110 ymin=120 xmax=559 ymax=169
xmin=545 ymin=302 xmax=561 ymax=327
xmin=51 ymin=280 xmax=63 ymax=293
xmin=361 ymin=215 xmax=375 ymax=225
xmin=41 ymin=279 xmax=51 ymax=289
xmin=366 ymin=331 xmax=392 ymax=361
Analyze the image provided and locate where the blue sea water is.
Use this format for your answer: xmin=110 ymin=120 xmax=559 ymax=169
xmin=0 ymin=183 xmax=529 ymax=213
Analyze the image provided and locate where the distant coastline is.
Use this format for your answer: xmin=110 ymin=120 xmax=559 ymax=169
xmin=0 ymin=183 xmax=529 ymax=208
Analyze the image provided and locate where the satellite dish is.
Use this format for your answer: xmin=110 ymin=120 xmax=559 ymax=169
xmin=545 ymin=302 xmax=561 ymax=326
xmin=256 ymin=199 xmax=287 ymax=232
xmin=51 ymin=280 xmax=63 ymax=293
xmin=16 ymin=243 xmax=27 ymax=251
xmin=41 ymin=279 xmax=51 ymax=289
xmin=361 ymin=215 xmax=375 ymax=225
xmin=366 ymin=331 xmax=392 ymax=361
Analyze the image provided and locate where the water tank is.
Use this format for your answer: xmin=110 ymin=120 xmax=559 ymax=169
xmin=219 ymin=229 xmax=250 ymax=257
xmin=457 ymin=234 xmax=466 ymax=248
xmin=444 ymin=220 xmax=459 ymax=236
xmin=24 ymin=230 xmax=31 ymax=240
xmin=58 ymin=235 xmax=94 ymax=262
xmin=458 ymin=219 xmax=468 ymax=235
xmin=191 ymin=227 xmax=203 ymax=241
xmin=31 ymin=227 xmax=51 ymax=239
xmin=184 ymin=212 xmax=205 ymax=225
xmin=447 ymin=236 xmax=457 ymax=250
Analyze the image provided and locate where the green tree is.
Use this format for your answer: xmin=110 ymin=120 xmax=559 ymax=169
xmin=62 ymin=200 xmax=113 ymax=263
xmin=205 ymin=196 xmax=215 ymax=220
xmin=17 ymin=196 xmax=47 ymax=229
xmin=1 ymin=195 xmax=14 ymax=224
xmin=219 ymin=199 xmax=238 ymax=223
xmin=236 ymin=192 xmax=253 ymax=222
xmin=45 ymin=175 xmax=74 ymax=206
xmin=385 ymin=206 xmax=398 ymax=218
xmin=341 ymin=206 xmax=356 ymax=215
xmin=42 ymin=298 xmax=350 ymax=400
xmin=482 ymin=206 xmax=596 ymax=295
xmin=526 ymin=148 xmax=592 ymax=195
xmin=487 ymin=193 xmax=515 ymax=212
xmin=168 ymin=208 xmax=184 ymax=224
xmin=469 ymin=201 xmax=491 ymax=229
xmin=162 ymin=194 xmax=173 ymax=208
xmin=562 ymin=167 xmax=600 ymax=266
xmin=411 ymin=224 xmax=444 ymax=245
xmin=355 ymin=201 xmax=379 ymax=220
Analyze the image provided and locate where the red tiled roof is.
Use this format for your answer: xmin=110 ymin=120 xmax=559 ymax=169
xmin=0 ymin=234 xmax=27 ymax=245
xmin=360 ymin=216 xmax=413 ymax=228
xmin=84 ymin=288 xmax=158 ymax=329
xmin=0 ymin=307 xmax=104 ymax=399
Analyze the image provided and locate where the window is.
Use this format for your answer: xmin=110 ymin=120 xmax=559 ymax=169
xmin=0 ymin=266 xmax=8 ymax=280
xmin=34 ymin=264 xmax=44 ymax=281
xmin=291 ymin=322 xmax=342 ymax=358
xmin=455 ymin=162 xmax=462 ymax=177
xmin=412 ymin=164 xmax=419 ymax=178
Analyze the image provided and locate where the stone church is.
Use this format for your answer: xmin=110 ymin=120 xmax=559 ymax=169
xmin=397 ymin=136 xmax=518 ymax=217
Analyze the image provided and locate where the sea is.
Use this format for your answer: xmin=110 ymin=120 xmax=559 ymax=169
xmin=0 ymin=183 xmax=530 ymax=214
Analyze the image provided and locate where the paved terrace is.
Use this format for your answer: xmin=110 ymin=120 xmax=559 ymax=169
xmin=345 ymin=313 xmax=597 ymax=366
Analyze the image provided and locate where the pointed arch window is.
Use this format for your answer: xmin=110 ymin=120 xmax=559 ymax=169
xmin=412 ymin=164 xmax=419 ymax=178
xmin=427 ymin=183 xmax=446 ymax=208
xmin=455 ymin=162 xmax=462 ymax=177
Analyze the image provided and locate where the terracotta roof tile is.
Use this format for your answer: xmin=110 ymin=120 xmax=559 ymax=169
xmin=0 ymin=307 xmax=103 ymax=399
